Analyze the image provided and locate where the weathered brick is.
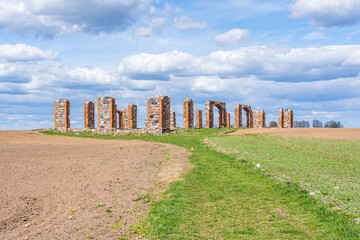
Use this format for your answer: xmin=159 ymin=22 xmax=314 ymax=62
xmin=54 ymin=99 xmax=70 ymax=132
xmin=205 ymin=100 xmax=227 ymax=128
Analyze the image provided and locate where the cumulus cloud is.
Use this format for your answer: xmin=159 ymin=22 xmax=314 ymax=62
xmin=0 ymin=43 xmax=59 ymax=62
xmin=173 ymin=16 xmax=208 ymax=30
xmin=133 ymin=16 xmax=167 ymax=38
xmin=290 ymin=0 xmax=360 ymax=27
xmin=118 ymin=45 xmax=360 ymax=81
xmin=214 ymin=29 xmax=250 ymax=46
xmin=0 ymin=0 xmax=151 ymax=37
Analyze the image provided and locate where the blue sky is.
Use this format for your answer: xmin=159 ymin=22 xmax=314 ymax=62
xmin=0 ymin=0 xmax=360 ymax=129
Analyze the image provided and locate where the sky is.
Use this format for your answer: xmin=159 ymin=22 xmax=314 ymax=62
xmin=0 ymin=0 xmax=360 ymax=129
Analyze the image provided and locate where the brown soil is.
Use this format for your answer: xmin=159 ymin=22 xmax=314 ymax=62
xmin=0 ymin=131 xmax=191 ymax=240
xmin=226 ymin=128 xmax=360 ymax=140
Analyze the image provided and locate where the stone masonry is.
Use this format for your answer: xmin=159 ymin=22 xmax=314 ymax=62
xmin=205 ymin=100 xmax=227 ymax=128
xmin=226 ymin=112 xmax=231 ymax=128
xmin=127 ymin=105 xmax=137 ymax=129
xmin=252 ymin=110 xmax=265 ymax=128
xmin=117 ymin=110 xmax=124 ymax=129
xmin=97 ymin=97 xmax=117 ymax=130
xmin=279 ymin=108 xmax=293 ymax=128
xmin=234 ymin=104 xmax=253 ymax=128
xmin=170 ymin=111 xmax=176 ymax=129
xmin=183 ymin=98 xmax=194 ymax=129
xmin=84 ymin=101 xmax=95 ymax=129
xmin=54 ymin=99 xmax=70 ymax=132
xmin=196 ymin=110 xmax=202 ymax=128
xmin=146 ymin=95 xmax=171 ymax=134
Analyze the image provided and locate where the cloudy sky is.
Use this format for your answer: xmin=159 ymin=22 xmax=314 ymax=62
xmin=1 ymin=0 xmax=360 ymax=129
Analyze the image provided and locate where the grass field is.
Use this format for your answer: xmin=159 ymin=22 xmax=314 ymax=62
xmin=41 ymin=129 xmax=360 ymax=239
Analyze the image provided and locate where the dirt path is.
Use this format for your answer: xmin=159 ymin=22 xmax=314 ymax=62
xmin=226 ymin=128 xmax=360 ymax=140
xmin=0 ymin=131 xmax=191 ymax=240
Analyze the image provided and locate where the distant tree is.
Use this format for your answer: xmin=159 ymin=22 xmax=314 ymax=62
xmin=294 ymin=120 xmax=310 ymax=128
xmin=269 ymin=121 xmax=278 ymax=128
xmin=324 ymin=120 xmax=343 ymax=128
xmin=312 ymin=119 xmax=323 ymax=128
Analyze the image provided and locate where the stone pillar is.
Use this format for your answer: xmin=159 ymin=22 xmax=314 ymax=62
xmin=170 ymin=111 xmax=176 ymax=130
xmin=183 ymin=98 xmax=194 ymax=129
xmin=54 ymin=99 xmax=70 ymax=132
xmin=84 ymin=101 xmax=95 ymax=129
xmin=97 ymin=97 xmax=117 ymax=130
xmin=146 ymin=95 xmax=171 ymax=134
xmin=127 ymin=105 xmax=137 ymax=129
xmin=234 ymin=104 xmax=242 ymax=128
xmin=284 ymin=109 xmax=293 ymax=128
xmin=196 ymin=110 xmax=202 ymax=129
xmin=117 ymin=110 xmax=124 ymax=129
xmin=253 ymin=110 xmax=266 ymax=128
xmin=278 ymin=108 xmax=284 ymax=128
xmin=226 ymin=112 xmax=231 ymax=128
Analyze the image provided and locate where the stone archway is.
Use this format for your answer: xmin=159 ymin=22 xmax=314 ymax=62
xmin=234 ymin=104 xmax=253 ymax=128
xmin=205 ymin=100 xmax=227 ymax=128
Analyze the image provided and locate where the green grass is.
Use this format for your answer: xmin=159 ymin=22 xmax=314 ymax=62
xmin=209 ymin=134 xmax=360 ymax=219
xmin=40 ymin=129 xmax=360 ymax=239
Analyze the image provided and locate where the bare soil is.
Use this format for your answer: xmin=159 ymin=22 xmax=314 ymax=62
xmin=226 ymin=128 xmax=360 ymax=140
xmin=0 ymin=131 xmax=191 ymax=240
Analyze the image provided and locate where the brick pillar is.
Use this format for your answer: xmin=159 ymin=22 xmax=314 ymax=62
xmin=205 ymin=101 xmax=212 ymax=128
xmin=226 ymin=112 xmax=230 ymax=128
xmin=170 ymin=111 xmax=176 ymax=130
xmin=260 ymin=110 xmax=265 ymax=128
xmin=253 ymin=110 xmax=266 ymax=128
xmin=284 ymin=109 xmax=293 ymax=128
xmin=54 ymin=99 xmax=70 ymax=132
xmin=84 ymin=101 xmax=95 ymax=129
xmin=127 ymin=105 xmax=137 ymax=129
xmin=278 ymin=108 xmax=284 ymax=128
xmin=146 ymin=95 xmax=171 ymax=134
xmin=117 ymin=110 xmax=124 ymax=129
xmin=183 ymin=98 xmax=194 ymax=129
xmin=97 ymin=97 xmax=116 ymax=129
xmin=196 ymin=110 xmax=202 ymax=128
xmin=234 ymin=104 xmax=242 ymax=128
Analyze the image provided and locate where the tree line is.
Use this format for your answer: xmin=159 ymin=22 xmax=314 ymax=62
xmin=268 ymin=120 xmax=344 ymax=128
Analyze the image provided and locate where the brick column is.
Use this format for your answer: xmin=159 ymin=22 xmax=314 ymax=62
xmin=196 ymin=110 xmax=202 ymax=128
xmin=97 ymin=97 xmax=116 ymax=130
xmin=234 ymin=104 xmax=242 ymax=128
xmin=170 ymin=111 xmax=176 ymax=129
xmin=54 ymin=99 xmax=70 ymax=132
xmin=84 ymin=101 xmax=95 ymax=129
xmin=183 ymin=98 xmax=194 ymax=129
xmin=146 ymin=95 xmax=171 ymax=134
xmin=226 ymin=112 xmax=230 ymax=128
xmin=278 ymin=108 xmax=284 ymax=128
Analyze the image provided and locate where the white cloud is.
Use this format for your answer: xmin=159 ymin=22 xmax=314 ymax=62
xmin=290 ymin=0 xmax=360 ymax=27
xmin=0 ymin=0 xmax=151 ymax=37
xmin=173 ymin=16 xmax=207 ymax=30
xmin=118 ymin=45 xmax=360 ymax=80
xmin=304 ymin=31 xmax=326 ymax=40
xmin=0 ymin=43 xmax=59 ymax=62
xmin=214 ymin=28 xmax=250 ymax=46
xmin=133 ymin=27 xmax=152 ymax=38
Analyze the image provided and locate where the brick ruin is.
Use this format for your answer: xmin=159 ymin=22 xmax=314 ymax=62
xmin=170 ymin=111 xmax=176 ymax=130
xmin=196 ymin=110 xmax=202 ymax=128
xmin=54 ymin=98 xmax=70 ymax=132
xmin=206 ymin=100 xmax=227 ymax=128
xmin=234 ymin=104 xmax=253 ymax=128
xmin=279 ymin=108 xmax=293 ymax=128
xmin=183 ymin=98 xmax=194 ymax=129
xmin=146 ymin=95 xmax=171 ymax=134
xmin=54 ymin=97 xmax=294 ymax=134
xmin=252 ymin=110 xmax=266 ymax=128
xmin=97 ymin=97 xmax=117 ymax=130
xmin=226 ymin=112 xmax=231 ymax=128
xmin=84 ymin=101 xmax=95 ymax=129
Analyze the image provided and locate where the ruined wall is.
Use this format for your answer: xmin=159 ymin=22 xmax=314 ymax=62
xmin=170 ymin=111 xmax=176 ymax=129
xmin=126 ymin=105 xmax=137 ymax=129
xmin=226 ymin=112 xmax=231 ymax=128
xmin=146 ymin=95 xmax=171 ymax=134
xmin=279 ymin=108 xmax=293 ymax=128
xmin=252 ymin=110 xmax=265 ymax=128
xmin=234 ymin=104 xmax=242 ymax=128
xmin=117 ymin=110 xmax=124 ymax=129
xmin=234 ymin=104 xmax=252 ymax=128
xmin=54 ymin=98 xmax=70 ymax=132
xmin=196 ymin=110 xmax=202 ymax=128
xmin=183 ymin=98 xmax=194 ymax=129
xmin=83 ymin=101 xmax=95 ymax=129
xmin=97 ymin=97 xmax=117 ymax=130
xmin=205 ymin=100 xmax=227 ymax=128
